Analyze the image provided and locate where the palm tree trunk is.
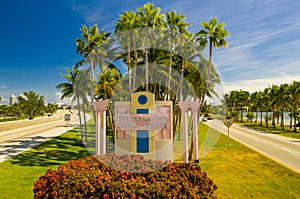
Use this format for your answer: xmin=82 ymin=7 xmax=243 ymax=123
xmin=272 ymin=109 xmax=276 ymax=128
xmin=260 ymin=111 xmax=263 ymax=126
xmin=240 ymin=110 xmax=243 ymax=122
xmin=168 ymin=37 xmax=173 ymax=100
xmin=132 ymin=38 xmax=138 ymax=93
xmin=281 ymin=107 xmax=285 ymax=130
xmin=82 ymin=99 xmax=88 ymax=142
xmin=293 ymin=106 xmax=297 ymax=132
xmin=89 ymin=60 xmax=97 ymax=125
xmin=200 ymin=42 xmax=212 ymax=108
xmin=128 ymin=46 xmax=132 ymax=95
xmin=178 ymin=59 xmax=185 ymax=101
xmin=266 ymin=111 xmax=269 ymax=127
xmin=177 ymin=110 xmax=181 ymax=140
xmin=145 ymin=34 xmax=149 ymax=91
xmin=255 ymin=110 xmax=258 ymax=123
xmin=77 ymin=96 xmax=84 ymax=143
xmin=290 ymin=112 xmax=292 ymax=129
xmin=173 ymin=109 xmax=179 ymax=139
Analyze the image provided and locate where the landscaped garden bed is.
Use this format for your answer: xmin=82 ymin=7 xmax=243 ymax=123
xmin=33 ymin=154 xmax=217 ymax=199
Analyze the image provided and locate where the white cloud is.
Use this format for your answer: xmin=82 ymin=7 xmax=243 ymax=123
xmin=55 ymin=92 xmax=72 ymax=105
xmin=223 ymin=73 xmax=300 ymax=93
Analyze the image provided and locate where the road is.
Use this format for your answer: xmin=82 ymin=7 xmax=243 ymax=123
xmin=0 ymin=110 xmax=84 ymax=163
xmin=206 ymin=120 xmax=300 ymax=173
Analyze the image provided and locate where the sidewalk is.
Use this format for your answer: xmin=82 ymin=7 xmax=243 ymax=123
xmin=0 ymin=113 xmax=90 ymax=163
xmin=0 ymin=110 xmax=69 ymax=132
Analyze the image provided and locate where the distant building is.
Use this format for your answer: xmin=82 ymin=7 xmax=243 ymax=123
xmin=56 ymin=102 xmax=67 ymax=109
xmin=9 ymin=95 xmax=16 ymax=105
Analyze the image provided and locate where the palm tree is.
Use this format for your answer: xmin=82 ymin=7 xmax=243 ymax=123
xmin=278 ymin=83 xmax=289 ymax=130
xmin=115 ymin=11 xmax=141 ymax=94
xmin=175 ymin=33 xmax=197 ymax=101
xmin=75 ymin=69 xmax=93 ymax=142
xmin=75 ymin=24 xmax=109 ymax=78
xmin=287 ymin=81 xmax=300 ymax=132
xmin=238 ymin=90 xmax=250 ymax=122
xmin=95 ymin=68 xmax=121 ymax=144
xmin=95 ymin=68 xmax=121 ymax=100
xmin=164 ymin=10 xmax=189 ymax=95
xmin=17 ymin=91 xmax=45 ymax=118
xmin=269 ymin=84 xmax=279 ymax=128
xmin=195 ymin=17 xmax=229 ymax=105
xmin=261 ymin=88 xmax=271 ymax=127
xmin=137 ymin=3 xmax=164 ymax=91
xmin=75 ymin=25 xmax=110 ymax=125
xmin=56 ymin=66 xmax=84 ymax=142
xmin=250 ymin=91 xmax=260 ymax=123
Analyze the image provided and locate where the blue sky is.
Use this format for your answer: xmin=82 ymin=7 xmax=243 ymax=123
xmin=1 ymin=0 xmax=300 ymax=104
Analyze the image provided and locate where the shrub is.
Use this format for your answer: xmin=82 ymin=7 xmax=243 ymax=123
xmin=34 ymin=154 xmax=217 ymax=199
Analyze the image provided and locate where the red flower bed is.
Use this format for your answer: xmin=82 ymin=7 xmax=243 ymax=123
xmin=34 ymin=154 xmax=217 ymax=198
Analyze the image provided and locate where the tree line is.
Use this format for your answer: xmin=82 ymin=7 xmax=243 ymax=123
xmin=224 ymin=81 xmax=300 ymax=132
xmin=56 ymin=3 xmax=229 ymax=159
xmin=0 ymin=91 xmax=58 ymax=121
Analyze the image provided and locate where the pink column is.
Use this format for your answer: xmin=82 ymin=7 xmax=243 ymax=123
xmin=95 ymin=111 xmax=101 ymax=155
xmin=100 ymin=110 xmax=106 ymax=154
xmin=94 ymin=100 xmax=109 ymax=155
xmin=190 ymin=102 xmax=201 ymax=163
xmin=179 ymin=102 xmax=189 ymax=163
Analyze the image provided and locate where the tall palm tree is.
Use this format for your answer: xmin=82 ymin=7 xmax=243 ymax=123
xmin=75 ymin=24 xmax=109 ymax=78
xmin=75 ymin=24 xmax=110 ymax=125
xmin=137 ymin=3 xmax=164 ymax=91
xmin=238 ymin=90 xmax=250 ymax=122
xmin=249 ymin=91 xmax=260 ymax=123
xmin=175 ymin=33 xmax=198 ymax=101
xmin=95 ymin=68 xmax=121 ymax=100
xmin=115 ymin=11 xmax=141 ymax=94
xmin=261 ymin=88 xmax=271 ymax=127
xmin=75 ymin=69 xmax=93 ymax=142
xmin=164 ymin=10 xmax=189 ymax=95
xmin=278 ymin=83 xmax=289 ymax=130
xmin=269 ymin=84 xmax=279 ymax=128
xmin=195 ymin=17 xmax=229 ymax=105
xmin=56 ymin=66 xmax=84 ymax=142
xmin=95 ymin=68 xmax=121 ymax=144
xmin=287 ymin=81 xmax=300 ymax=132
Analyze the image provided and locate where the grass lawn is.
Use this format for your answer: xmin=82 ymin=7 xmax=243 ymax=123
xmin=196 ymin=123 xmax=300 ymax=199
xmin=0 ymin=129 xmax=91 ymax=199
xmin=0 ymin=122 xmax=299 ymax=198
xmin=236 ymin=121 xmax=300 ymax=139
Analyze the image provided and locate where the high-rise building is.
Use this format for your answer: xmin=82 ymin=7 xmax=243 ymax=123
xmin=9 ymin=95 xmax=16 ymax=105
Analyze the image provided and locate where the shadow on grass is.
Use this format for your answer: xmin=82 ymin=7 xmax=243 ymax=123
xmin=6 ymin=130 xmax=91 ymax=167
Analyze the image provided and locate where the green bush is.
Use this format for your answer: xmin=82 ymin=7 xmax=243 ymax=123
xmin=33 ymin=154 xmax=217 ymax=199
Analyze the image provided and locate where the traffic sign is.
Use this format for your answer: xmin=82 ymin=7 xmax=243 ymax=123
xmin=223 ymin=117 xmax=234 ymax=128
xmin=65 ymin=114 xmax=71 ymax=122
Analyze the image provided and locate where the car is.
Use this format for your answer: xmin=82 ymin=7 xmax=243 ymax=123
xmin=201 ymin=117 xmax=207 ymax=122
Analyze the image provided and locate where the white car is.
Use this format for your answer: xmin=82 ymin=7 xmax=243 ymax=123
xmin=201 ymin=117 xmax=208 ymax=122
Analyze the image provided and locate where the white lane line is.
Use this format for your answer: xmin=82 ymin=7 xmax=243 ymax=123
xmin=281 ymin=147 xmax=295 ymax=154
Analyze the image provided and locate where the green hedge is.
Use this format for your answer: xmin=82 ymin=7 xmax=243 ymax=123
xmin=34 ymin=154 xmax=217 ymax=198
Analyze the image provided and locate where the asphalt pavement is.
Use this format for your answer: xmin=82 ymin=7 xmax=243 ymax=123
xmin=206 ymin=120 xmax=300 ymax=173
xmin=0 ymin=111 xmax=89 ymax=163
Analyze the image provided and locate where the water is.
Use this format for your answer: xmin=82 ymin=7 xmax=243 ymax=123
xmin=241 ymin=112 xmax=297 ymax=125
